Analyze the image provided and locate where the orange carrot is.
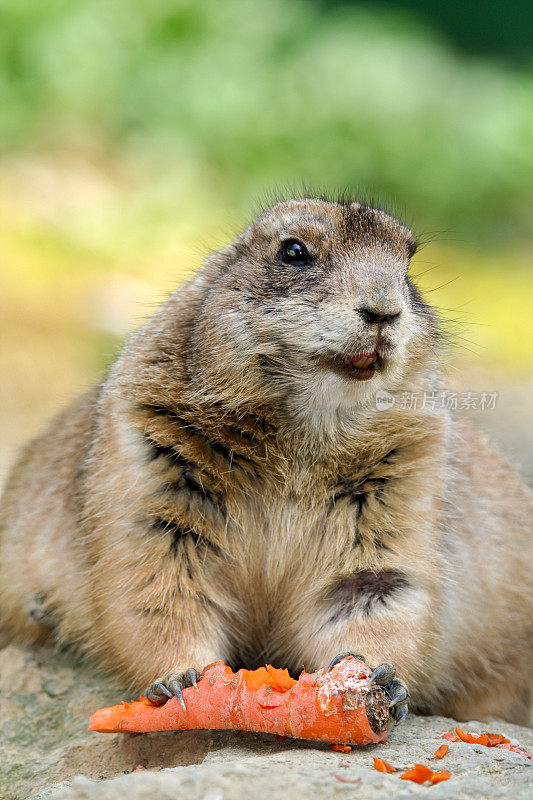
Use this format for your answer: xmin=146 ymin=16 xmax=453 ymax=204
xmin=373 ymin=756 xmax=395 ymax=773
xmin=430 ymin=770 xmax=451 ymax=783
xmin=400 ymin=764 xmax=434 ymax=784
xmin=89 ymin=656 xmax=391 ymax=747
xmin=455 ymin=726 xmax=494 ymax=745
xmin=497 ymin=742 xmax=532 ymax=759
xmin=438 ymin=729 xmax=531 ymax=758
xmin=400 ymin=763 xmax=451 ymax=784
xmin=434 ymin=743 xmax=448 ymax=758
xmin=438 ymin=730 xmax=458 ymax=742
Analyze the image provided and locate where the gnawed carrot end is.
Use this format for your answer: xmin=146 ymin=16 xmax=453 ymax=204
xmin=266 ymin=664 xmax=297 ymax=690
xmin=202 ymin=661 xmax=233 ymax=675
xmin=241 ymin=665 xmax=296 ymax=692
xmin=434 ymin=744 xmax=448 ymax=758
xmin=373 ymin=756 xmax=395 ymax=773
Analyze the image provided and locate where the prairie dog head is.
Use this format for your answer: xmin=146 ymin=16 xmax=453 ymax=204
xmin=189 ymin=198 xmax=438 ymax=419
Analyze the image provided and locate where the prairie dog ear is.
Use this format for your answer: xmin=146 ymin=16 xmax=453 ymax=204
xmin=202 ymin=242 xmax=241 ymax=273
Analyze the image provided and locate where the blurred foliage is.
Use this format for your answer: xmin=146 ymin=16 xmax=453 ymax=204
xmin=0 ymin=0 xmax=532 ymax=243
xmin=327 ymin=1 xmax=533 ymax=62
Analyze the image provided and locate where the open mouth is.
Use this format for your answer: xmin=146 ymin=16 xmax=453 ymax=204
xmin=337 ymin=350 xmax=379 ymax=381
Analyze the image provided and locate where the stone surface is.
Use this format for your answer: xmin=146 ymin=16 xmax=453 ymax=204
xmin=0 ymin=645 xmax=531 ymax=800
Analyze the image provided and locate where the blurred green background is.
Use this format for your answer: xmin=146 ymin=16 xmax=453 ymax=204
xmin=1 ymin=0 xmax=532 ymax=482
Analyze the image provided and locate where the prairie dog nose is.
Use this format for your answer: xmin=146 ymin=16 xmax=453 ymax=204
xmin=358 ymin=305 xmax=402 ymax=325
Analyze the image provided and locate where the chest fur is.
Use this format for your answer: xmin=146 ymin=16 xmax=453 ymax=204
xmin=224 ymin=445 xmax=437 ymax=584
xmin=134 ymin=402 xmax=445 ymax=603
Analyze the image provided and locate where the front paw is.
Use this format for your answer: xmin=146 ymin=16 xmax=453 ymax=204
xmin=327 ymin=652 xmax=409 ymax=725
xmin=367 ymin=660 xmax=409 ymax=724
xmin=146 ymin=666 xmax=201 ymax=709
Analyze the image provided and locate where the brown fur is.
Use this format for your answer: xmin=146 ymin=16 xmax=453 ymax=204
xmin=1 ymin=198 xmax=531 ymax=722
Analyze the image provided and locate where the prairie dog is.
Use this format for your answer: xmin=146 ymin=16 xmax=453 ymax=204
xmin=0 ymin=198 xmax=531 ymax=724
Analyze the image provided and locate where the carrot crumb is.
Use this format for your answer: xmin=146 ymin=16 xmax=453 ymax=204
xmin=330 ymin=744 xmax=351 ymax=753
xmin=373 ymin=756 xmax=395 ymax=773
xmin=438 ymin=729 xmax=530 ymax=758
xmin=434 ymin=744 xmax=448 ymax=758
xmin=431 ymin=771 xmax=451 ymax=783
xmin=401 ymin=763 xmax=451 ymax=784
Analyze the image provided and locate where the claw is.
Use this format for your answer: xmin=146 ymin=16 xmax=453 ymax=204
xmin=186 ymin=667 xmax=200 ymax=691
xmin=177 ymin=689 xmax=187 ymax=712
xmin=146 ymin=666 xmax=201 ymax=709
xmin=168 ymin=677 xmax=187 ymax=711
xmin=146 ymin=682 xmax=173 ymax=706
xmin=368 ymin=662 xmax=396 ymax=687
xmin=389 ymin=686 xmax=409 ymax=707
xmin=392 ymin=703 xmax=408 ymax=725
xmin=155 ymin=681 xmax=173 ymax=697
xmin=327 ymin=652 xmax=366 ymax=672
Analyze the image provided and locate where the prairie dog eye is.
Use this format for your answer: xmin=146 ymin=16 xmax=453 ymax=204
xmin=279 ymin=238 xmax=311 ymax=265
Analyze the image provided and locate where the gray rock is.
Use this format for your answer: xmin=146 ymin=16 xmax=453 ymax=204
xmin=0 ymin=645 xmax=530 ymax=800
